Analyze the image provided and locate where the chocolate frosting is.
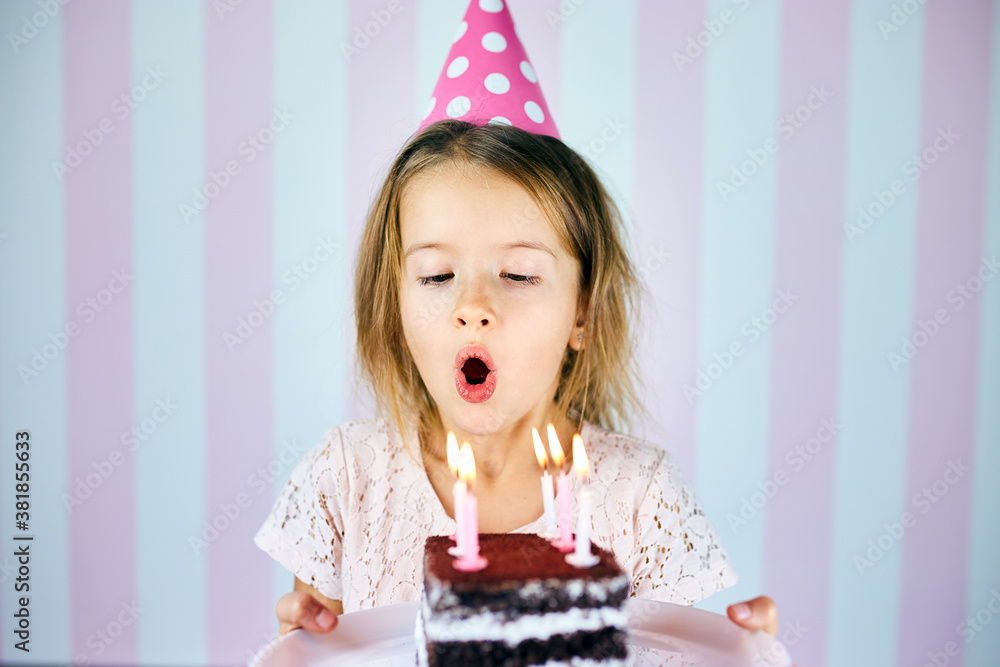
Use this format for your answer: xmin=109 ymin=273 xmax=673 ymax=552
xmin=425 ymin=533 xmax=623 ymax=587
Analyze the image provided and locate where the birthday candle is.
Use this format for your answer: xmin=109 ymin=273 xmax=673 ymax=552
xmin=446 ymin=433 xmax=465 ymax=554
xmin=547 ymin=424 xmax=575 ymax=553
xmin=448 ymin=478 xmax=467 ymax=557
xmin=453 ymin=445 xmax=487 ymax=572
xmin=532 ymin=428 xmax=558 ymax=538
xmin=566 ymin=435 xmax=599 ymax=568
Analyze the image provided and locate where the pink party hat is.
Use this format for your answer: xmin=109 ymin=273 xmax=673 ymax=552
xmin=418 ymin=0 xmax=560 ymax=139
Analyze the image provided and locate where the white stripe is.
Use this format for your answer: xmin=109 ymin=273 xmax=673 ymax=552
xmin=0 ymin=1 xmax=71 ymax=661
xmin=132 ymin=2 xmax=207 ymax=663
xmin=271 ymin=0 xmax=350 ymax=614
xmin=422 ymin=598 xmax=627 ymax=644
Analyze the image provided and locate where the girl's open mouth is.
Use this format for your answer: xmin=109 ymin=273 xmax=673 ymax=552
xmin=455 ymin=345 xmax=497 ymax=403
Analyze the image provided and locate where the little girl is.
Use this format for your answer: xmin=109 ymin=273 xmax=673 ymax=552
xmin=254 ymin=119 xmax=781 ymax=640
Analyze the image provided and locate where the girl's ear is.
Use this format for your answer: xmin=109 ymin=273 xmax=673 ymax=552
xmin=570 ymin=293 xmax=588 ymax=352
xmin=575 ymin=288 xmax=590 ymax=327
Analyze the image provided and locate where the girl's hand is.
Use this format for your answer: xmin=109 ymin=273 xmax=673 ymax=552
xmin=726 ymin=595 xmax=779 ymax=637
xmin=276 ymin=591 xmax=338 ymax=635
xmin=276 ymin=578 xmax=343 ymax=636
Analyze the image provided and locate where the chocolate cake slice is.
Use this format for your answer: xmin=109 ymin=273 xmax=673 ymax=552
xmin=416 ymin=533 xmax=629 ymax=666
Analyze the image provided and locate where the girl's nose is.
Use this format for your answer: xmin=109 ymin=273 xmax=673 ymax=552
xmin=453 ymin=280 xmax=496 ymax=331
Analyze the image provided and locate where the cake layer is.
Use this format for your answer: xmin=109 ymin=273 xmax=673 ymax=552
xmin=422 ymin=598 xmax=628 ymax=644
xmin=427 ymin=626 xmax=628 ymax=666
xmin=424 ymin=534 xmax=629 ymax=618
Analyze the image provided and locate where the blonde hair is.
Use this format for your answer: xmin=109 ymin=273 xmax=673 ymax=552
xmin=353 ymin=120 xmax=646 ymax=446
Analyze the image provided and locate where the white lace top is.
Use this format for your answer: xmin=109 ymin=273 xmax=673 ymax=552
xmin=254 ymin=418 xmax=738 ymax=613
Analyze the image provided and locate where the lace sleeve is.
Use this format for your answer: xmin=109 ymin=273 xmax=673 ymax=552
xmin=629 ymin=450 xmax=739 ymax=605
xmin=253 ymin=427 xmax=346 ymax=601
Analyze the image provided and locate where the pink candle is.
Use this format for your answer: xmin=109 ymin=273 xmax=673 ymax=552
xmin=445 ymin=433 xmax=463 ymax=548
xmin=532 ymin=428 xmax=558 ymax=538
xmin=552 ymin=470 xmax=575 ymax=552
xmin=453 ymin=445 xmax=487 ymax=572
xmin=547 ymin=424 xmax=575 ymax=553
xmin=565 ymin=435 xmax=598 ymax=568
xmin=447 ymin=478 xmax=466 ymax=557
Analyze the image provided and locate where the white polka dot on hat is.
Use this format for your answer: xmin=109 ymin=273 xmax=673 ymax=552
xmin=417 ymin=0 xmax=560 ymax=139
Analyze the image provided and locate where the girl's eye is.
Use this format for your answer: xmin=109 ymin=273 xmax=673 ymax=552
xmin=417 ymin=273 xmax=540 ymax=286
xmin=502 ymin=273 xmax=540 ymax=285
xmin=417 ymin=274 xmax=453 ymax=286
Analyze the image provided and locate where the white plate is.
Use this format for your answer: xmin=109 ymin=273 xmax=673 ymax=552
xmin=250 ymin=598 xmax=793 ymax=667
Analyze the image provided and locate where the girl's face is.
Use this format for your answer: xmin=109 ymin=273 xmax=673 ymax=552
xmin=399 ymin=161 xmax=585 ymax=437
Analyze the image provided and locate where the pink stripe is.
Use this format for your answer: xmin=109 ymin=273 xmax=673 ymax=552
xmin=763 ymin=5 xmax=850 ymax=666
xmin=204 ymin=2 xmax=275 ymax=662
xmin=897 ymin=3 xmax=993 ymax=666
xmin=345 ymin=0 xmax=418 ymax=419
xmin=63 ymin=2 xmax=136 ymax=662
xmin=0 ymin=385 xmax=3 ymax=667
xmin=1 ymin=324 xmax=3 ymax=663
xmin=633 ymin=0 xmax=707 ymax=476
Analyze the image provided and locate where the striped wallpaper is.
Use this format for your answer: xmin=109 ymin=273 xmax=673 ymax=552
xmin=0 ymin=1 xmax=997 ymax=665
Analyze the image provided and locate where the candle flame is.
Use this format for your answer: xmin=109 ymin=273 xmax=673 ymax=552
xmin=459 ymin=443 xmax=476 ymax=485
xmin=547 ymin=423 xmax=565 ymax=468
xmin=446 ymin=432 xmax=459 ymax=474
xmin=532 ymin=428 xmax=549 ymax=469
xmin=572 ymin=434 xmax=588 ymax=478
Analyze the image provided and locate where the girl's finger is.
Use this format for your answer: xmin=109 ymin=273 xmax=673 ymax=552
xmin=276 ymin=591 xmax=339 ymax=636
xmin=726 ymin=595 xmax=779 ymax=637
